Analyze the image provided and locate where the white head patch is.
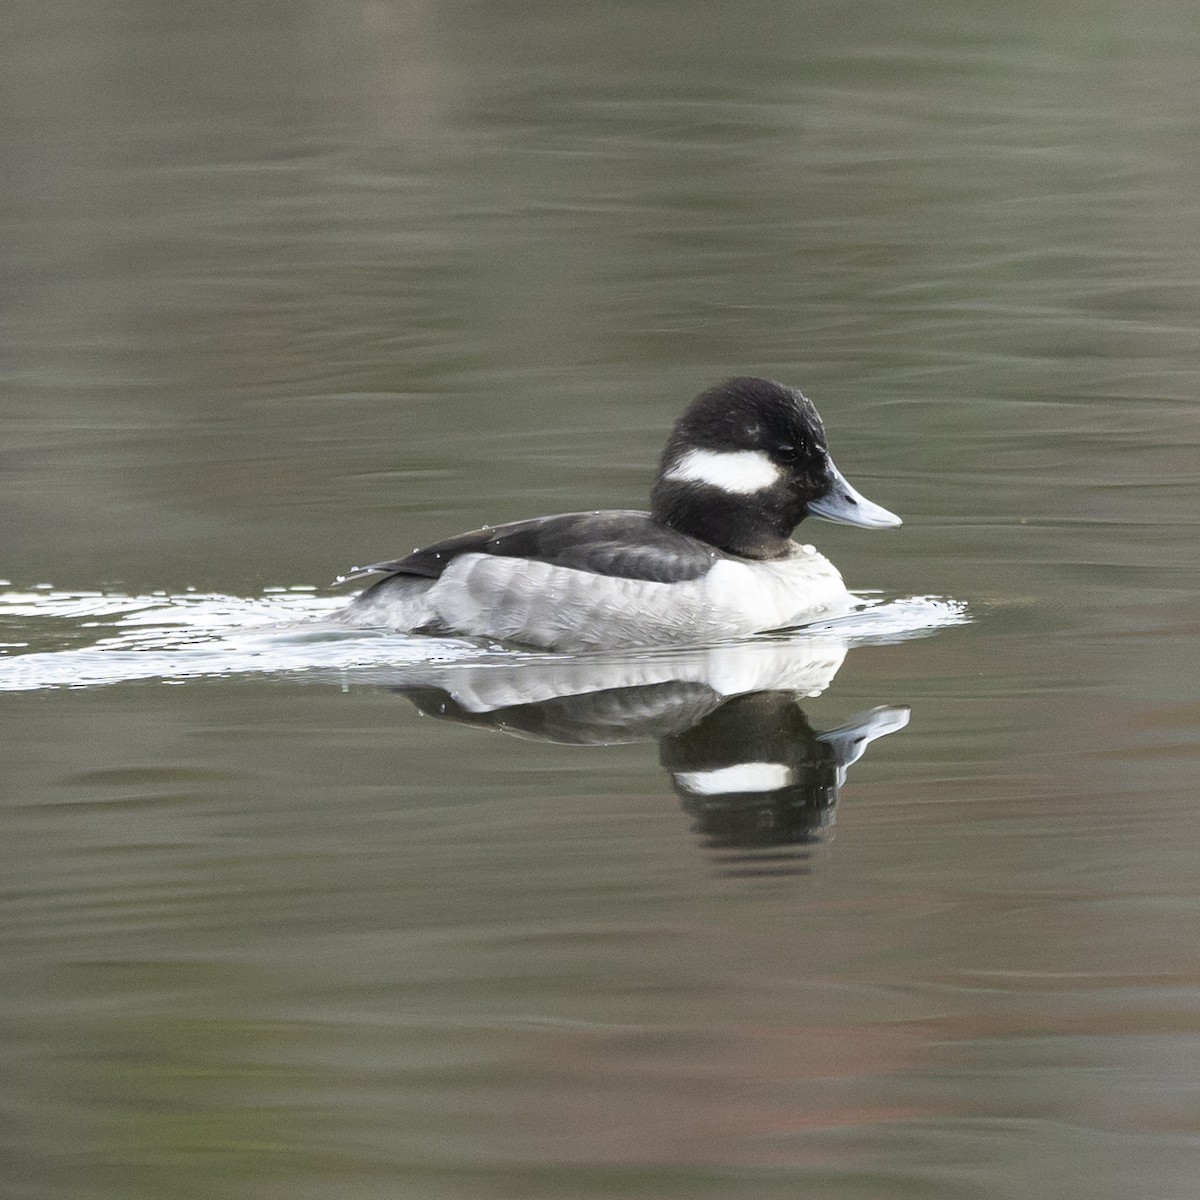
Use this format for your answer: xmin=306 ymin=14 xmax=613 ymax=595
xmin=662 ymin=448 xmax=783 ymax=495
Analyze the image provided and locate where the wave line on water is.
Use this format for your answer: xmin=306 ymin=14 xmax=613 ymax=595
xmin=0 ymin=586 xmax=968 ymax=692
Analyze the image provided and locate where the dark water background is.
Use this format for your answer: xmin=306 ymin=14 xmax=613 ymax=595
xmin=4 ymin=3 xmax=1200 ymax=1197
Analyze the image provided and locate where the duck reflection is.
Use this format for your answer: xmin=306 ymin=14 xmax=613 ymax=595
xmin=384 ymin=637 xmax=908 ymax=875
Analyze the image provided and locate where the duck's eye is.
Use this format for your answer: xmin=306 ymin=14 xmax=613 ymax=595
xmin=776 ymin=443 xmax=798 ymax=462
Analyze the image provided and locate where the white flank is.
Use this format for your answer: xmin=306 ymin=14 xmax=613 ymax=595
xmin=662 ymin=448 xmax=782 ymax=494
xmin=675 ymin=762 xmax=794 ymax=795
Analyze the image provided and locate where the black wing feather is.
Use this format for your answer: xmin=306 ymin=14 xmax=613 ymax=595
xmin=359 ymin=511 xmax=722 ymax=585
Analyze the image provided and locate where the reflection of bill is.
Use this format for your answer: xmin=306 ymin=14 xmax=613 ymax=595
xmin=387 ymin=638 xmax=909 ymax=874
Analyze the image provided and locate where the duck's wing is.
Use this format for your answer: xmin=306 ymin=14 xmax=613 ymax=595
xmin=346 ymin=510 xmax=722 ymax=585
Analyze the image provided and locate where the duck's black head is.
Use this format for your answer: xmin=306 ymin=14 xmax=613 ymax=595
xmin=649 ymin=377 xmax=901 ymax=559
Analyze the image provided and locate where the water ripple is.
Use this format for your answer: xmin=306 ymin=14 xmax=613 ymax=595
xmin=0 ymin=586 xmax=967 ymax=693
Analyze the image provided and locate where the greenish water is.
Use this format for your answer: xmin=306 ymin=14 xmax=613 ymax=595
xmin=4 ymin=2 xmax=1200 ymax=1198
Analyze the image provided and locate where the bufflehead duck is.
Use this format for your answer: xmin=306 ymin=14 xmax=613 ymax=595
xmin=338 ymin=377 xmax=901 ymax=650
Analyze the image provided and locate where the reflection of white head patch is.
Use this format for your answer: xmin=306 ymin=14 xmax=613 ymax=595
xmin=663 ymin=449 xmax=783 ymax=494
xmin=676 ymin=762 xmax=794 ymax=795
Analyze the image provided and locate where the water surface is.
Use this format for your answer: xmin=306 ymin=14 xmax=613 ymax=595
xmin=4 ymin=3 xmax=1200 ymax=1198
